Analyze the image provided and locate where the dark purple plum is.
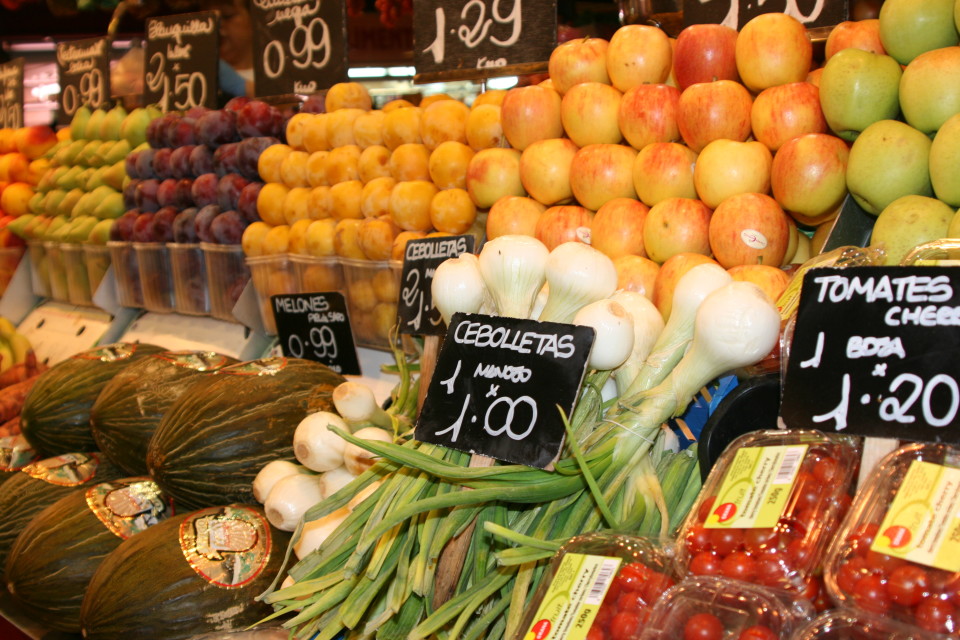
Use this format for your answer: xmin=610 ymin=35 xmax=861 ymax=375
xmin=237 ymin=181 xmax=264 ymax=223
xmin=237 ymin=136 xmax=280 ymax=181
xmin=224 ymin=96 xmax=251 ymax=113
xmin=170 ymin=145 xmax=196 ymax=179
xmin=168 ymin=117 xmax=198 ymax=146
xmin=195 ymin=109 xmax=238 ymax=147
xmin=236 ymin=100 xmax=283 ymax=138
xmin=191 ymin=173 xmax=220 ymax=208
xmin=189 ymin=145 xmax=215 ymax=175
xmin=211 ymin=210 xmax=247 ymax=244
xmin=185 ymin=106 xmax=211 ymax=120
xmin=213 ymin=142 xmax=241 ymax=177
xmin=157 ymin=113 xmax=182 ymax=148
xmin=156 ymin=178 xmax=180 ymax=209
xmin=131 ymin=212 xmax=156 ymax=243
xmin=135 ymin=148 xmax=158 ymax=179
xmin=152 ymin=206 xmax=178 ymax=242
xmin=173 ymin=208 xmax=199 ymax=243
xmin=152 ymin=147 xmax=174 ymax=180
xmin=146 ymin=117 xmax=166 ymax=148
xmin=194 ymin=204 xmax=221 ymax=243
xmin=174 ymin=178 xmax=194 ymax=208
xmin=123 ymin=179 xmax=141 ymax=209
xmin=114 ymin=210 xmax=140 ymax=241
xmin=125 ymin=150 xmax=142 ymax=179
xmin=299 ymin=91 xmax=327 ymax=114
xmin=134 ymin=179 xmax=161 ymax=213
xmin=217 ymin=173 xmax=250 ymax=211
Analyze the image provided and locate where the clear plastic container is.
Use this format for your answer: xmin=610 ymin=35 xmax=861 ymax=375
xmin=246 ymin=253 xmax=296 ymax=335
xmin=513 ymin=532 xmax=677 ymax=640
xmin=61 ymin=243 xmax=92 ymax=306
xmin=790 ymin=608 xmax=940 ymax=640
xmin=134 ymin=242 xmax=175 ymax=313
xmin=0 ymin=246 xmax=24 ymax=297
xmin=204 ymin=243 xmax=251 ymax=324
xmin=341 ymin=257 xmax=401 ymax=350
xmin=108 ymin=241 xmax=144 ymax=308
xmin=27 ymin=240 xmax=50 ymax=298
xmin=83 ymin=243 xmax=112 ymax=298
xmin=640 ymin=576 xmax=814 ymax=640
xmin=823 ymin=442 xmax=960 ymax=635
xmin=675 ymin=429 xmax=860 ymax=598
xmin=44 ymin=241 xmax=69 ymax=302
xmin=292 ymin=254 xmax=344 ymax=294
xmin=169 ymin=243 xmax=208 ymax=316
xmin=900 ymin=238 xmax=960 ymax=266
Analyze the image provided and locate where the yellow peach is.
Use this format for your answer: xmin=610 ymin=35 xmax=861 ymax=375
xmin=382 ymin=107 xmax=423 ymax=150
xmin=326 ymin=108 xmax=365 ymax=148
xmin=353 ymin=110 xmax=386 ymax=149
xmin=285 ymin=113 xmax=314 ymax=151
xmin=288 ymin=218 xmax=314 ymax=254
xmin=307 ymin=185 xmax=332 ymax=219
xmin=420 ymin=99 xmax=470 ymax=150
xmin=472 ymin=89 xmax=508 ymax=108
xmin=302 ymin=114 xmax=330 ymax=153
xmin=389 ymin=180 xmax=438 ymax=232
xmin=391 ymin=230 xmax=428 ymax=261
xmin=241 ymin=220 xmax=272 ymax=257
xmin=429 ymin=188 xmax=477 ymax=234
xmin=323 ymin=145 xmax=361 ymax=185
xmin=280 ymin=150 xmax=310 ymax=188
xmin=358 ymin=145 xmax=392 ymax=183
xmin=466 ymin=104 xmax=505 ymax=150
xmin=306 ymin=150 xmax=329 ymax=187
xmin=262 ymin=224 xmax=291 ymax=255
xmin=428 ymin=141 xmax=474 ymax=190
xmin=358 ymin=215 xmax=401 ymax=260
xmin=420 ymin=93 xmax=454 ymax=108
xmin=257 ymin=182 xmax=290 ymax=226
xmin=329 ymin=180 xmax=364 ymax=220
xmin=257 ymin=144 xmax=293 ymax=184
xmin=325 ymin=82 xmax=372 ymax=112
xmin=333 ymin=218 xmax=367 ymax=259
xmin=360 ymin=176 xmax=397 ymax=219
xmin=388 ymin=143 xmax=430 ymax=182
xmin=382 ymin=98 xmax=415 ymax=112
xmin=282 ymin=187 xmax=312 ymax=224
xmin=305 ymin=218 xmax=338 ymax=256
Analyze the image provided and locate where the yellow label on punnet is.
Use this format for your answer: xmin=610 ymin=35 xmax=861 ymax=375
xmin=524 ymin=553 xmax=622 ymax=640
xmin=870 ymin=459 xmax=960 ymax=573
xmin=704 ymin=444 xmax=808 ymax=529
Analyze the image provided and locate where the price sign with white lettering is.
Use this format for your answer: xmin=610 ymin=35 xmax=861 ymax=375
xmin=780 ymin=267 xmax=960 ymax=442
xmin=144 ymin=11 xmax=219 ymax=112
xmin=416 ymin=313 xmax=593 ymax=468
xmin=272 ymin=292 xmax=361 ymax=375
xmin=398 ymin=235 xmax=475 ymax=337
xmin=56 ymin=37 xmax=111 ymax=124
xmin=413 ymin=0 xmax=557 ymax=84
xmin=683 ymin=0 xmax=847 ymax=30
xmin=250 ymin=0 xmax=348 ymax=98
xmin=0 ymin=59 xmax=24 ymax=130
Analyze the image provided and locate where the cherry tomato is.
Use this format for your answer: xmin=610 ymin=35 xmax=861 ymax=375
xmin=836 ymin=556 xmax=869 ymax=594
xmin=848 ymin=522 xmax=879 ymax=556
xmin=886 ymin=564 xmax=930 ymax=607
xmin=698 ymin=495 xmax=717 ymax=522
xmin=685 ymin=524 xmax=713 ymax=554
xmin=594 ymin=603 xmax=615 ymax=629
xmin=914 ymin=596 xmax=957 ymax=634
xmin=790 ymin=471 xmax=822 ymax=512
xmin=604 ymin=580 xmax=622 ymax=605
xmin=737 ymin=625 xmax=778 ymax=640
xmin=812 ymin=455 xmax=841 ymax=484
xmin=852 ymin=574 xmax=891 ymax=615
xmin=721 ymin=551 xmax=758 ymax=582
xmin=864 ymin=549 xmax=906 ymax=574
xmin=616 ymin=563 xmax=652 ymax=592
xmin=639 ymin=571 xmax=674 ymax=606
xmin=609 ymin=611 xmax=642 ymax=640
xmin=689 ymin=551 xmax=723 ymax=576
xmin=754 ymin=552 xmax=791 ymax=588
xmin=743 ymin=528 xmax=778 ymax=554
xmin=797 ymin=575 xmax=821 ymax=601
xmin=708 ymin=528 xmax=743 ymax=555
xmin=616 ymin=590 xmax=647 ymax=612
xmin=786 ymin=538 xmax=814 ymax=569
xmin=684 ymin=613 xmax=724 ymax=640
xmin=586 ymin=626 xmax=606 ymax=640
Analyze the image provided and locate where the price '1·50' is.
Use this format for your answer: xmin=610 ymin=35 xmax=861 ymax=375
xmin=423 ymin=0 xmax=522 ymax=64
xmin=146 ymin=53 xmax=207 ymax=112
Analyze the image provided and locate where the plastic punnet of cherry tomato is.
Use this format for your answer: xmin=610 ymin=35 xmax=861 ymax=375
xmin=676 ymin=430 xmax=860 ymax=601
xmin=824 ymin=442 xmax=960 ymax=636
xmin=791 ymin=607 xmax=941 ymax=640
xmin=639 ymin=576 xmax=814 ymax=640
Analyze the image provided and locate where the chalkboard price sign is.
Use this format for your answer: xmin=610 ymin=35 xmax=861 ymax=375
xmin=683 ymin=0 xmax=847 ymax=30
xmin=57 ymin=37 xmax=111 ymax=123
xmin=272 ymin=291 xmax=361 ymax=375
xmin=398 ymin=234 xmax=475 ymax=336
xmin=416 ymin=313 xmax=594 ymax=468
xmin=144 ymin=11 xmax=220 ymax=112
xmin=413 ymin=0 xmax=557 ymax=83
xmin=249 ymin=0 xmax=348 ymax=98
xmin=0 ymin=59 xmax=24 ymax=130
xmin=780 ymin=266 xmax=960 ymax=442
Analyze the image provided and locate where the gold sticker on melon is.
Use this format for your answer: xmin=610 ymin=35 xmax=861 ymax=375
xmin=74 ymin=343 xmax=139 ymax=362
xmin=156 ymin=351 xmax=232 ymax=372
xmin=86 ymin=478 xmax=172 ymax=539
xmin=0 ymin=436 xmax=37 ymax=472
xmin=22 ymin=452 xmax=100 ymax=486
xmin=180 ymin=506 xmax=272 ymax=589
xmin=222 ymin=357 xmax=288 ymax=377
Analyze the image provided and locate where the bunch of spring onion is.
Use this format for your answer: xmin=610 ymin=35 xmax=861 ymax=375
xmin=258 ymin=235 xmax=781 ymax=640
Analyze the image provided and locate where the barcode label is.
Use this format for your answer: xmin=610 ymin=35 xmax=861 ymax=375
xmin=585 ymin=558 xmax=621 ymax=606
xmin=774 ymin=446 xmax=806 ymax=485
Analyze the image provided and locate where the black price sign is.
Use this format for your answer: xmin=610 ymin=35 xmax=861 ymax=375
xmin=399 ymin=235 xmax=476 ymax=337
xmin=683 ymin=0 xmax=847 ymax=30
xmin=0 ymin=59 xmax=24 ymax=130
xmin=780 ymin=267 xmax=960 ymax=442
xmin=272 ymin=292 xmax=361 ymax=376
xmin=250 ymin=0 xmax=348 ymax=98
xmin=144 ymin=11 xmax=220 ymax=112
xmin=416 ymin=313 xmax=594 ymax=469
xmin=413 ymin=0 xmax=557 ymax=83
xmin=56 ymin=37 xmax=111 ymax=123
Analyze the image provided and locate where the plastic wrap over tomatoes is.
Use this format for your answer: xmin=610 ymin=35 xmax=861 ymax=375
xmin=790 ymin=607 xmax=940 ymax=640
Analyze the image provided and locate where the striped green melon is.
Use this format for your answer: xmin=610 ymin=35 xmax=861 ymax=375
xmin=147 ymin=357 xmax=343 ymax=511
xmin=21 ymin=343 xmax=166 ymax=457
xmin=5 ymin=477 xmax=171 ymax=633
xmin=0 ymin=452 xmax=123 ymax=573
xmin=80 ymin=504 xmax=290 ymax=640
xmin=90 ymin=351 xmax=239 ymax=476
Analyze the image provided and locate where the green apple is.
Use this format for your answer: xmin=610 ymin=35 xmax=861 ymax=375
xmin=92 ymin=192 xmax=125 ymax=219
xmin=930 ymin=113 xmax=960 ymax=206
xmin=56 ymin=188 xmax=85 ymax=218
xmin=819 ymin=49 xmax=902 ymax=142
xmin=870 ymin=195 xmax=956 ymax=264
xmin=69 ymin=105 xmax=91 ymax=143
xmin=846 ymin=119 xmax=934 ymax=215
xmin=87 ymin=218 xmax=115 ymax=244
xmin=900 ymin=46 xmax=960 ymax=136
xmin=83 ymin=109 xmax=107 ymax=142
xmin=120 ymin=107 xmax=153 ymax=148
xmin=879 ymin=0 xmax=959 ymax=65
xmin=98 ymin=103 xmax=127 ymax=141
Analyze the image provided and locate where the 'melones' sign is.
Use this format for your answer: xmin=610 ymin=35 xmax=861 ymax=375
xmin=780 ymin=267 xmax=960 ymax=442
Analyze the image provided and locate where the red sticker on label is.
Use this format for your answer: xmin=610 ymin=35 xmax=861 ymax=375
xmin=180 ymin=505 xmax=272 ymax=589
xmin=86 ymin=478 xmax=172 ymax=540
xmin=883 ymin=525 xmax=912 ymax=549
xmin=22 ymin=452 xmax=100 ymax=486
xmin=532 ymin=619 xmax=552 ymax=640
xmin=714 ymin=502 xmax=738 ymax=523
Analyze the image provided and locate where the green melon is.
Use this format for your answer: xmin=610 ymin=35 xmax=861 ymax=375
xmin=20 ymin=342 xmax=166 ymax=457
xmin=5 ymin=477 xmax=171 ymax=633
xmin=80 ymin=504 xmax=291 ymax=640
xmin=90 ymin=351 xmax=239 ymax=476
xmin=147 ymin=357 xmax=343 ymax=511
xmin=0 ymin=452 xmax=123 ymax=572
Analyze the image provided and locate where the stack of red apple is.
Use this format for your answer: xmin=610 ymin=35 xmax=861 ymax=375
xmin=474 ymin=1 xmax=960 ymax=318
